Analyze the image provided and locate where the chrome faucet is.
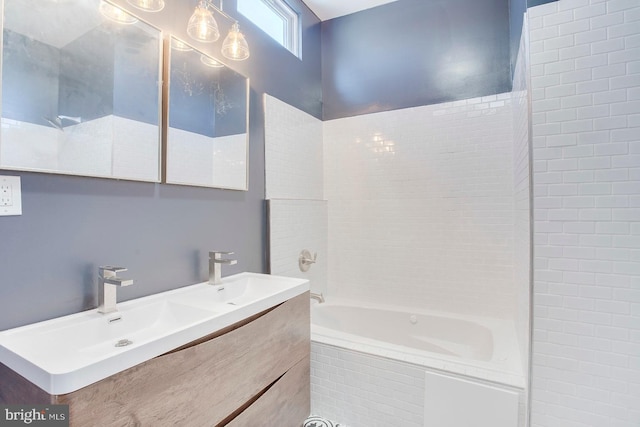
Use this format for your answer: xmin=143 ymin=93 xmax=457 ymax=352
xmin=98 ymin=266 xmax=134 ymax=314
xmin=310 ymin=292 xmax=325 ymax=303
xmin=209 ymin=251 xmax=237 ymax=285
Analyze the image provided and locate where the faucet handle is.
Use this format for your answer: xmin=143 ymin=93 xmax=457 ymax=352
xmin=298 ymin=250 xmax=317 ymax=272
xmin=106 ymin=277 xmax=134 ymax=287
xmin=100 ymin=266 xmax=127 ymax=273
xmin=209 ymin=251 xmax=237 ymax=264
xmin=209 ymin=251 xmax=234 ymax=258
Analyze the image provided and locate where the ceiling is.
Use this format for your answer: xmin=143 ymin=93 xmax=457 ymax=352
xmin=302 ymin=0 xmax=400 ymax=21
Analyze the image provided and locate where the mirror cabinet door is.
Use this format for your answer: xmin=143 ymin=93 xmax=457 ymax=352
xmin=1 ymin=0 xmax=162 ymax=182
xmin=164 ymin=36 xmax=249 ymax=190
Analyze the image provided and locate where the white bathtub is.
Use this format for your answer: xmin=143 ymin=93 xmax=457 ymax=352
xmin=311 ymin=298 xmax=524 ymax=388
xmin=310 ymin=299 xmax=525 ymax=427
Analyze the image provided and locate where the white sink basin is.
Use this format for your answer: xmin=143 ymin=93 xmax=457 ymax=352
xmin=0 ymin=273 xmax=308 ymax=394
xmin=171 ymin=273 xmax=308 ymax=309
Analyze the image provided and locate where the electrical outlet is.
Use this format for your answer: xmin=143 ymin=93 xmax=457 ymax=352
xmin=0 ymin=184 xmax=12 ymax=205
xmin=0 ymin=176 xmax=22 ymax=216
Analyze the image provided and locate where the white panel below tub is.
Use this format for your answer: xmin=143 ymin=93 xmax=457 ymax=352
xmin=424 ymin=372 xmax=518 ymax=427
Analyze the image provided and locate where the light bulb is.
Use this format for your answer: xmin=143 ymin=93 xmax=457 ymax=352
xmin=187 ymin=1 xmax=220 ymax=43
xmin=221 ymin=22 xmax=249 ymax=61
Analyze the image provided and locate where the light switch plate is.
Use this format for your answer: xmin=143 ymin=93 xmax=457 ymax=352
xmin=0 ymin=175 xmax=22 ymax=216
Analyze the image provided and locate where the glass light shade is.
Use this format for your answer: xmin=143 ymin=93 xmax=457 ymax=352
xmin=127 ymin=0 xmax=165 ymax=12
xmin=171 ymin=38 xmax=193 ymax=52
xmin=221 ymin=23 xmax=250 ymax=61
xmin=99 ymin=1 xmax=138 ymax=24
xmin=187 ymin=2 xmax=220 ymax=43
xmin=200 ymin=55 xmax=224 ymax=68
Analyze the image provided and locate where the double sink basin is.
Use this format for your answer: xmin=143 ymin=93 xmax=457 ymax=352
xmin=0 ymin=273 xmax=309 ymax=395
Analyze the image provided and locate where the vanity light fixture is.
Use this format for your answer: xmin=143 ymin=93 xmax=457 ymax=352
xmin=186 ymin=0 xmax=250 ymax=61
xmin=187 ymin=1 xmax=220 ymax=42
xmin=99 ymin=0 xmax=138 ymax=24
xmin=126 ymin=0 xmax=165 ymax=12
xmin=221 ymin=22 xmax=250 ymax=61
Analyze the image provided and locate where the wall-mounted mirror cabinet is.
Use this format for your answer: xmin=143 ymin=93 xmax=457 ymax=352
xmin=163 ymin=36 xmax=249 ymax=191
xmin=0 ymin=0 xmax=163 ymax=182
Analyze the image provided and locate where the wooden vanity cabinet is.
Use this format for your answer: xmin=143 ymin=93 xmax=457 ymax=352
xmin=0 ymin=292 xmax=310 ymax=426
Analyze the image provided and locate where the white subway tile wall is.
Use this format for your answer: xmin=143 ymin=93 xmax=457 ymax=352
xmin=264 ymin=94 xmax=324 ymax=200
xmin=167 ymin=129 xmax=247 ymax=189
xmin=323 ymin=94 xmax=519 ymax=320
xmin=529 ymin=1 xmax=640 ymax=426
xmin=311 ymin=342 xmax=425 ymax=427
xmin=263 ymin=95 xmax=327 ymax=298
xmin=112 ymin=116 xmax=162 ymax=182
xmin=268 ymin=199 xmax=328 ymax=294
xmin=1 ymin=116 xmax=159 ymax=181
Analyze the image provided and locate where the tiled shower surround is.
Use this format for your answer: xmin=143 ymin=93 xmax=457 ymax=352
xmin=268 ymin=199 xmax=328 ymax=294
xmin=264 ymin=94 xmax=328 ymax=294
xmin=529 ymin=1 xmax=640 ymax=426
xmin=264 ymin=95 xmax=324 ymax=200
xmin=1 ymin=116 xmax=159 ymax=181
xmin=324 ymin=94 xmax=520 ymax=321
xmin=320 ymin=93 xmax=530 ymax=427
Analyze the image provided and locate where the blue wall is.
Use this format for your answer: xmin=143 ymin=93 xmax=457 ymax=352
xmin=2 ymin=31 xmax=61 ymax=127
xmin=0 ymin=0 xmax=321 ymax=330
xmin=168 ymin=48 xmax=247 ymax=138
xmin=321 ymin=0 xmax=512 ymax=119
xmin=321 ymin=0 xmax=559 ymax=120
xmin=3 ymin=23 xmax=161 ymax=128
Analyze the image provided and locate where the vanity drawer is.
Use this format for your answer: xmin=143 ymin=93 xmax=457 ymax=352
xmin=227 ymin=356 xmax=310 ymax=427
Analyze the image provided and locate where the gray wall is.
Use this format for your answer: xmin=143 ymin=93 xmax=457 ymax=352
xmin=321 ymin=0 xmax=559 ymax=120
xmin=321 ymin=0 xmax=512 ymax=120
xmin=3 ymin=23 xmax=162 ymax=128
xmin=0 ymin=0 xmax=321 ymax=330
xmin=168 ymin=48 xmax=247 ymax=137
xmin=2 ymin=30 xmax=60 ymax=127
xmin=59 ymin=27 xmax=116 ymax=123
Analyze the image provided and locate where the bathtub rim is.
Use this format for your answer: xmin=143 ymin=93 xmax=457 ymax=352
xmin=311 ymin=297 xmax=525 ymax=389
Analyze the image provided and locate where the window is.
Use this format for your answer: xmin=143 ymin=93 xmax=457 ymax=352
xmin=237 ymin=0 xmax=300 ymax=58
